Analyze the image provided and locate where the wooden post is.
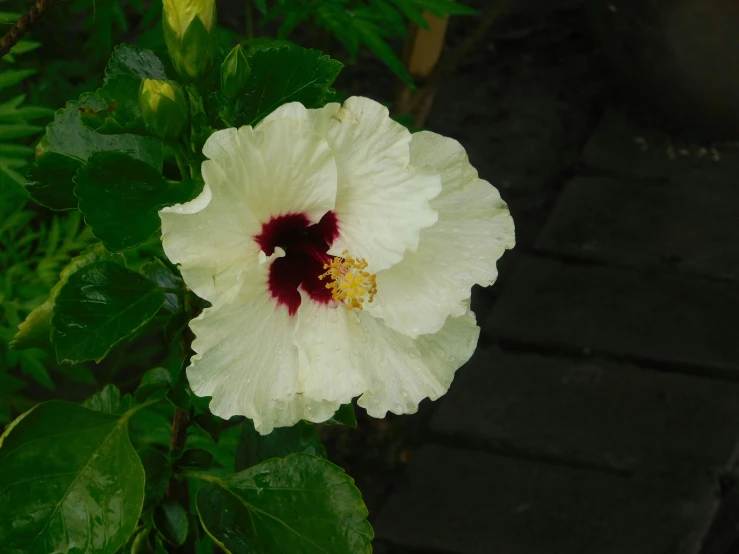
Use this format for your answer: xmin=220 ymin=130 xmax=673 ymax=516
xmin=406 ymin=13 xmax=450 ymax=78
xmin=395 ymin=12 xmax=450 ymax=127
xmin=395 ymin=1 xmax=516 ymax=128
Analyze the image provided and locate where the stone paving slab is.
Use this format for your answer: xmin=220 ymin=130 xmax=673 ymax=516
xmin=502 ymin=189 xmax=561 ymax=250
xmin=431 ymin=347 xmax=739 ymax=475
xmin=484 ymin=255 xmax=739 ymax=372
xmin=582 ymin=109 xmax=739 ymax=180
xmin=700 ymin=478 xmax=739 ymax=554
xmin=426 ymin=3 xmax=605 ymax=195
xmin=534 ymin=177 xmax=739 ymax=280
xmin=375 ymin=444 xmax=717 ymax=554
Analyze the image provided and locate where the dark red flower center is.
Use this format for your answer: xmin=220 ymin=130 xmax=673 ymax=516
xmin=254 ymin=211 xmax=340 ymax=316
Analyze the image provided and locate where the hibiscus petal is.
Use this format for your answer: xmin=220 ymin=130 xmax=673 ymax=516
xmin=160 ymin=109 xmax=338 ymax=306
xmin=187 ymin=266 xmax=341 ymax=434
xmin=308 ymin=97 xmax=442 ymax=273
xmin=160 ymin=183 xmax=257 ymax=305
xmin=204 ymin=112 xmax=338 ymax=225
xmin=294 ymin=297 xmax=479 ymax=418
xmin=368 ymin=131 xmax=515 ymax=337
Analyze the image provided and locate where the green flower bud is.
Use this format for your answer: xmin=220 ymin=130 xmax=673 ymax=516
xmin=162 ymin=0 xmax=216 ymax=82
xmin=220 ymin=45 xmax=251 ymax=99
xmin=139 ymin=79 xmax=190 ymax=140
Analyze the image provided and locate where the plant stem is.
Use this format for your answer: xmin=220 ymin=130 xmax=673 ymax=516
xmin=432 ymin=0 xmax=515 ymax=86
xmin=245 ymin=0 xmax=254 ymax=39
xmin=165 ymin=407 xmax=190 ymax=500
xmin=176 ymin=135 xmax=201 ymax=179
xmin=0 ymin=0 xmax=56 ymax=58
xmin=182 ymin=470 xmax=223 ymax=484
xmin=396 ymin=0 xmax=516 ymax=126
xmin=173 ymin=149 xmax=189 ymax=181
xmin=166 ymin=304 xmax=194 ymax=501
xmin=170 ymin=408 xmax=190 ymax=453
xmin=122 ymin=398 xmax=163 ymax=421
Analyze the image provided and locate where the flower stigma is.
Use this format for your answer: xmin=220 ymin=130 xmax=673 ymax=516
xmin=319 ymin=251 xmax=377 ymax=311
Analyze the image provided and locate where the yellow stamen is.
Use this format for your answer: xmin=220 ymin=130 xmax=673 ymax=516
xmin=319 ymin=250 xmax=377 ymax=311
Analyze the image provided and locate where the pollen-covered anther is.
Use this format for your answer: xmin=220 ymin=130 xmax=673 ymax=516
xmin=319 ymin=250 xmax=377 ymax=310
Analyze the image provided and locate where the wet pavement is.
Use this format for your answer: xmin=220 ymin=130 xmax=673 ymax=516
xmin=366 ymin=1 xmax=739 ymax=552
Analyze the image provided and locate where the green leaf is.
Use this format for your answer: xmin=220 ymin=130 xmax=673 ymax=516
xmin=51 ymin=261 xmax=166 ymax=364
xmin=135 ymin=366 xmax=175 ymax=402
xmin=414 ymin=0 xmax=477 ymax=16
xmin=12 ymin=243 xmax=124 ymax=350
xmin=0 ymin=69 xmax=36 ymax=91
xmin=0 ymin=143 xmax=33 ymax=156
xmin=186 ymin=85 xmax=212 ymax=155
xmin=18 ymin=349 xmax=54 ymax=390
xmin=154 ymin=501 xmax=189 ymax=546
xmin=0 ymin=123 xmax=43 ymax=138
xmin=253 ymin=0 xmax=268 ymax=14
xmin=81 ymin=44 xmax=169 ymax=134
xmin=74 ymin=152 xmax=204 ymax=252
xmin=129 ymin=404 xmax=173 ymax=451
xmin=0 ymin=375 xmax=25 ymax=424
xmin=140 ymin=258 xmax=184 ymax=314
xmin=195 ymin=535 xmax=217 ymax=554
xmin=196 ymin=454 xmax=373 ymax=554
xmin=166 ymin=381 xmax=196 ymax=411
xmin=0 ymin=401 xmax=146 ymax=554
xmin=25 ymin=154 xmax=80 ymax=210
xmin=0 ymin=94 xmax=31 ymax=116
xmin=70 ymin=0 xmax=130 ymax=65
xmin=354 ymin=19 xmax=414 ymax=87
xmin=60 ymin=363 xmax=98 ymax=385
xmin=2 ymin=106 xmax=55 ymax=121
xmin=104 ymin=43 xmax=168 ymax=81
xmin=178 ymin=448 xmax=215 ymax=469
xmin=314 ymin=5 xmax=361 ymax=56
xmin=121 ymin=527 xmax=153 ymax=554
xmin=83 ymin=384 xmax=134 ymax=415
xmin=138 ymin=447 xmax=172 ymax=501
xmin=390 ymin=0 xmax=431 ymax=29
xmin=364 ymin=2 xmax=407 ymax=37
xmin=0 ymin=93 xmax=50 ymax=128
xmin=230 ymin=44 xmax=342 ymax=127
xmin=8 ymin=39 xmax=42 ymax=56
xmin=235 ymin=419 xmax=327 ymax=471
xmin=0 ymin=373 xmax=26 ymax=411
xmin=185 ymin=424 xmax=238 ymax=475
xmin=0 ymin=12 xmax=20 ymax=24
xmin=26 ymin=96 xmax=163 ymax=211
xmin=191 ymin=413 xmax=222 ymax=443
xmin=325 ymin=403 xmax=357 ymax=427
xmin=164 ymin=311 xmax=190 ymax=342
xmin=78 ymin=77 xmax=145 ymax=134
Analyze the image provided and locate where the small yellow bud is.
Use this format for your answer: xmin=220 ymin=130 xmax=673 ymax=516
xmin=142 ymin=80 xmax=177 ymax=112
xmin=220 ymin=45 xmax=251 ymax=99
xmin=139 ymin=79 xmax=189 ymax=140
xmin=162 ymin=0 xmax=214 ymax=38
xmin=162 ymin=0 xmax=216 ymax=81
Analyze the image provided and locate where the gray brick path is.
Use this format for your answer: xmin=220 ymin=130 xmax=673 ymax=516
xmin=374 ymin=90 xmax=739 ymax=554
xmin=430 ymin=348 xmax=739 ymax=475
xmin=582 ymin=110 xmax=739 ymax=181
xmin=486 ymin=256 xmax=739 ymax=373
xmin=376 ymin=445 xmax=717 ymax=554
xmin=372 ymin=2 xmax=739 ymax=552
xmin=535 ymin=176 xmax=739 ymax=280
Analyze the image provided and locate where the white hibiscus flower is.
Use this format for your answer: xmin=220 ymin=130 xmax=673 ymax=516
xmin=160 ymin=96 xmax=514 ymax=434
